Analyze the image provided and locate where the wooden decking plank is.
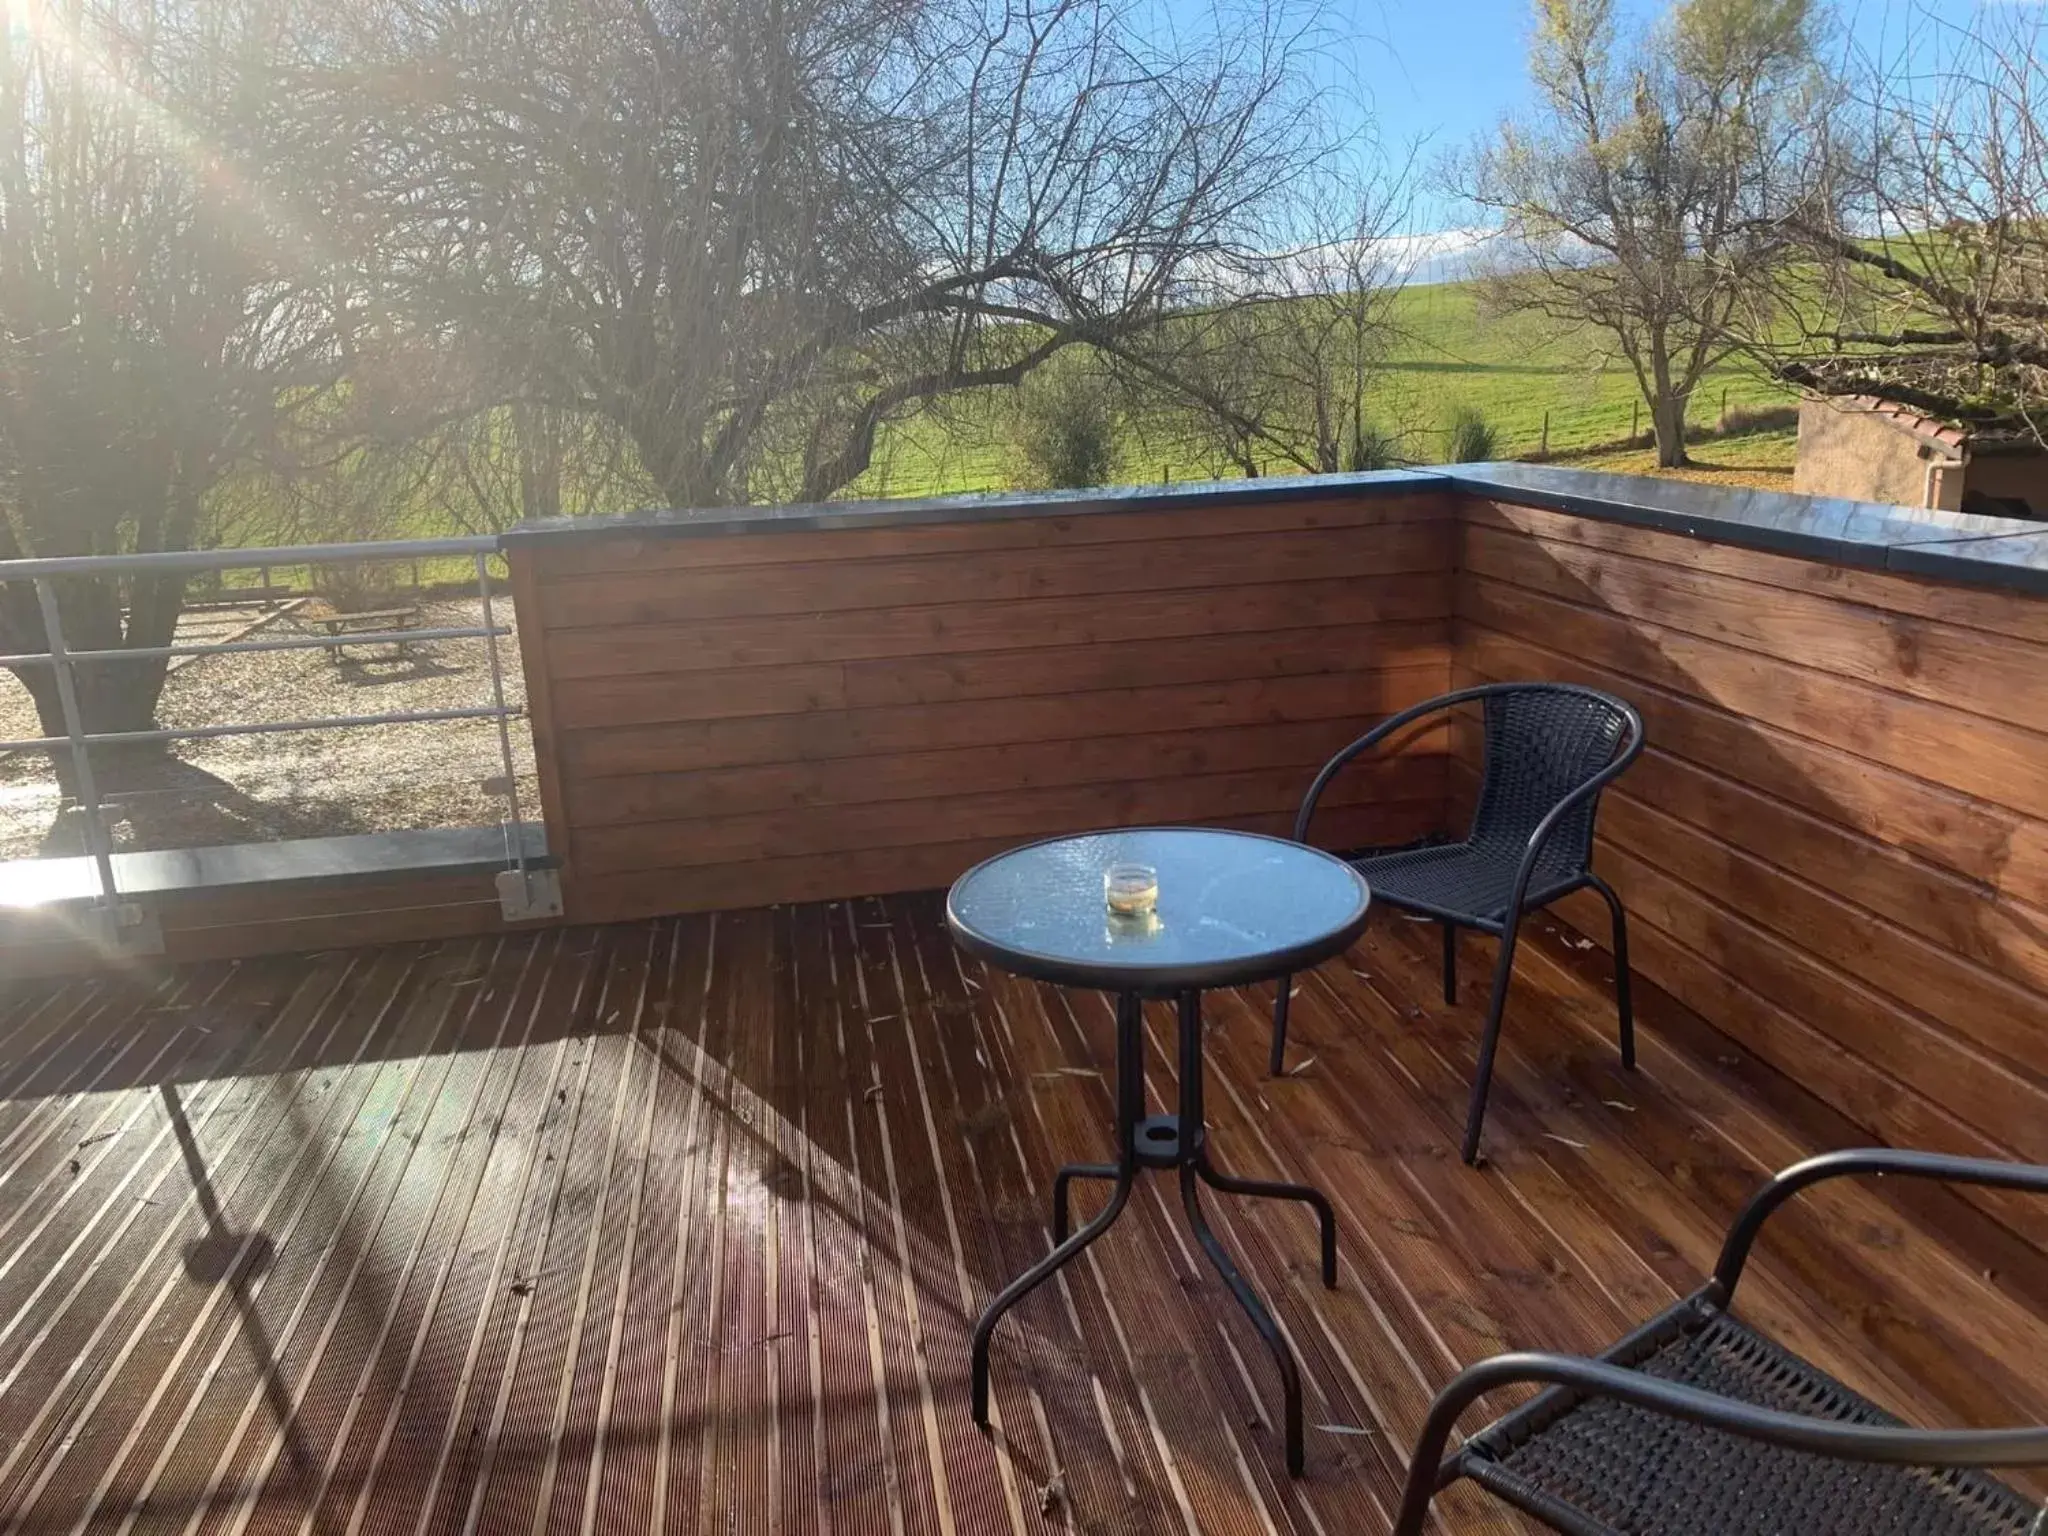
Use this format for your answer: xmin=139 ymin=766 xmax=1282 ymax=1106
xmin=84 ymin=941 xmax=496 ymax=1534
xmin=785 ymin=900 xmax=913 ymax=1536
xmin=820 ymin=899 xmax=956 ymax=1536
xmin=1495 ymin=918 xmax=2048 ymax=1432
xmin=458 ymin=926 xmax=651 ymax=1535
xmin=1 ymin=946 xmax=439 ymax=1524
xmin=893 ymin=890 xmax=1149 ymax=1534
xmin=0 ymin=896 xmax=2042 ymax=1534
xmin=1022 ymin=980 xmax=1298 ymax=1536
xmin=0 ymin=966 xmax=235 ymax=1317
xmin=356 ymin=929 xmax=603 ymax=1536
xmin=0 ymin=949 xmax=395 ymax=1514
xmin=1358 ymin=917 xmax=1991 ymax=1411
xmin=217 ymin=935 xmax=554 ymax=1535
xmin=961 ymin=952 xmax=1216 ymax=1535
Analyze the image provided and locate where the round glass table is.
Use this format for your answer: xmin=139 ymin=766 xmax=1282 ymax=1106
xmin=947 ymin=826 xmax=1372 ymax=1476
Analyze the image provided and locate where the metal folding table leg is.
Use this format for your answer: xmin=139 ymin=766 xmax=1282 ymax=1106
xmin=1180 ymin=1162 xmax=1308 ymax=1475
xmin=1196 ymin=1159 xmax=1338 ymax=1287
xmin=1052 ymin=1163 xmax=1120 ymax=1244
xmin=1174 ymin=989 xmax=1327 ymax=1474
xmin=971 ymin=990 xmax=1144 ymax=1429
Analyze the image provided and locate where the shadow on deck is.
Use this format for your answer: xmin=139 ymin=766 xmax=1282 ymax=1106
xmin=0 ymin=894 xmax=2043 ymax=1534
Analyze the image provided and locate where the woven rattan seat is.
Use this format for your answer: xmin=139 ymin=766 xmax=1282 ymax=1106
xmin=1393 ymin=1149 xmax=2048 ymax=1536
xmin=1468 ymin=1311 xmax=2042 ymax=1536
xmin=1271 ymin=682 xmax=1645 ymax=1163
xmin=1347 ymin=840 xmax=1586 ymax=926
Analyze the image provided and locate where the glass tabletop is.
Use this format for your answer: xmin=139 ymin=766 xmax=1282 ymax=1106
xmin=946 ymin=827 xmax=1372 ymax=993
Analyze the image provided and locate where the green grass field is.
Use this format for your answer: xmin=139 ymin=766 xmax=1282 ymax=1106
xmin=850 ymin=274 xmax=1799 ymax=499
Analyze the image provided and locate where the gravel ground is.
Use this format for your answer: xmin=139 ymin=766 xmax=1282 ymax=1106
xmin=0 ymin=596 xmax=540 ymax=862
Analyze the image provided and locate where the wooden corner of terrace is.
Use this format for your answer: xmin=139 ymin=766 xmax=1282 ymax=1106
xmin=4 ymin=469 xmax=2047 ymax=1533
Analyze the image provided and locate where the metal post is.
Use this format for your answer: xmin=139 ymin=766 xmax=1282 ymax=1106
xmin=34 ymin=578 xmax=120 ymax=918
xmin=474 ymin=552 xmax=529 ymax=881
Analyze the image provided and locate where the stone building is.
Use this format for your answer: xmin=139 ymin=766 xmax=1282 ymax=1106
xmin=1794 ymin=394 xmax=2047 ymax=515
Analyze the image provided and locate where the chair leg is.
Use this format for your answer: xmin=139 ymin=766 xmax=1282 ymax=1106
xmin=1268 ymin=975 xmax=1293 ymax=1077
xmin=1587 ymin=874 xmax=1635 ymax=1070
xmin=1461 ymin=917 xmax=1523 ymax=1166
xmin=1441 ymin=921 xmax=1458 ymax=1006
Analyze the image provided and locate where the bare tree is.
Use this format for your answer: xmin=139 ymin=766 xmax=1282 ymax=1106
xmin=0 ymin=0 xmax=338 ymax=754
xmin=1121 ymin=158 xmax=1416 ymax=476
xmin=283 ymin=0 xmax=1330 ymax=509
xmin=1452 ymin=0 xmax=1835 ymax=466
xmin=1762 ymin=9 xmax=2047 ymax=444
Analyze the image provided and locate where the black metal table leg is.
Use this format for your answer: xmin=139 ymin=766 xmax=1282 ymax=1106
xmin=1181 ymin=1161 xmax=1307 ymax=1474
xmin=971 ymin=990 xmax=1144 ymax=1429
xmin=1196 ymin=1160 xmax=1338 ymax=1287
xmin=974 ymin=987 xmax=1339 ymax=1478
xmin=1052 ymin=1163 xmax=1120 ymax=1243
xmin=1175 ymin=988 xmax=1318 ymax=1474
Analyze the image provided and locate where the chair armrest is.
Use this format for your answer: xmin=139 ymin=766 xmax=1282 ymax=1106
xmin=1294 ymin=685 xmax=1501 ymax=842
xmin=1711 ymin=1148 xmax=2048 ymax=1302
xmin=1392 ymin=1349 xmax=2048 ymax=1536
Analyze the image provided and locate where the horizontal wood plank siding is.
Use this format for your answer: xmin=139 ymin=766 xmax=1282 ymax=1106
xmin=1454 ymin=497 xmax=2048 ymax=1247
xmin=514 ymin=493 xmax=1455 ymax=921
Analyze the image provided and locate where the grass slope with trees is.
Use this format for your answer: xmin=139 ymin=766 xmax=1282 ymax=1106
xmin=854 ymin=275 xmax=1800 ymax=499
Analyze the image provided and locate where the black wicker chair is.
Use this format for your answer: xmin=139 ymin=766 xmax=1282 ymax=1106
xmin=1270 ymin=682 xmax=1644 ymax=1165
xmin=1391 ymin=1148 xmax=2048 ymax=1536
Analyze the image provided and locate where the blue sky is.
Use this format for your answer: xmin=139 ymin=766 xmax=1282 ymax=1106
xmin=1316 ymin=0 xmax=2024 ymax=231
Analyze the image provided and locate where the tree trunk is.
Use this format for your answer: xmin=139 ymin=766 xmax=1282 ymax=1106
xmin=1650 ymin=392 xmax=1691 ymax=468
xmin=1647 ymin=331 xmax=1692 ymax=468
xmin=4 ymin=572 xmax=183 ymax=797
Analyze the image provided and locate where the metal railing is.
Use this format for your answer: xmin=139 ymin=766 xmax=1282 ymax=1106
xmin=0 ymin=536 xmax=553 ymax=948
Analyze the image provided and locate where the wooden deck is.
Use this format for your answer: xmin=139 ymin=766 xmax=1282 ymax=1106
xmin=1 ymin=896 xmax=2043 ymax=1535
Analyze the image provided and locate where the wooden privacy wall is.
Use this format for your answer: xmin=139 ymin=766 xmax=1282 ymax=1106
xmin=510 ymin=492 xmax=1455 ymax=923
xmin=1454 ymin=497 xmax=2048 ymax=1248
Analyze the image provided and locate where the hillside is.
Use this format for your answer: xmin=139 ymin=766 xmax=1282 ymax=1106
xmin=851 ymin=273 xmax=1799 ymax=499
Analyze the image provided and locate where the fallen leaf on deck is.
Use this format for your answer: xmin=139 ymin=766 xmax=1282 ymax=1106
xmin=1038 ymin=1473 xmax=1066 ymax=1516
xmin=1602 ymin=1099 xmax=1636 ymax=1112
xmin=1286 ymin=1056 xmax=1318 ymax=1077
xmin=1541 ymin=1133 xmax=1590 ymax=1150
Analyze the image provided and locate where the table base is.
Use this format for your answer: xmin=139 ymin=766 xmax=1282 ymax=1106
xmin=969 ymin=990 xmax=1338 ymax=1477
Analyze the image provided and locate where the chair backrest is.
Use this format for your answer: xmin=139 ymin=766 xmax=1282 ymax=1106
xmin=1467 ymin=684 xmax=1639 ymax=870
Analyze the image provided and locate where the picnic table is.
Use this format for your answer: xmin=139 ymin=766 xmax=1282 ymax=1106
xmin=310 ymin=605 xmax=423 ymax=662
